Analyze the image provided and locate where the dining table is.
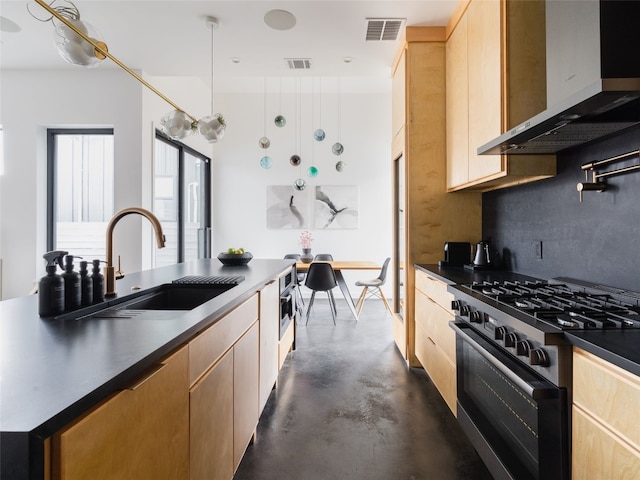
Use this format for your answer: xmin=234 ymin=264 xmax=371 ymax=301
xmin=295 ymin=260 xmax=380 ymax=321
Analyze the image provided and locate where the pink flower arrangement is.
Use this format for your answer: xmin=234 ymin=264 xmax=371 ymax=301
xmin=299 ymin=230 xmax=313 ymax=249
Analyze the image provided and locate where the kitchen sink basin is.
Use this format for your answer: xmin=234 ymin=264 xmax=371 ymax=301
xmin=123 ymin=284 xmax=233 ymax=311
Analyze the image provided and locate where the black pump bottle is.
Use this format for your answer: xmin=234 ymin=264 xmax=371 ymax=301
xmin=38 ymin=251 xmax=67 ymax=317
xmin=62 ymin=255 xmax=82 ymax=312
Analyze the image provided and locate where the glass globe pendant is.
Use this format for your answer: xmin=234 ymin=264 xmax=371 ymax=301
xmin=53 ymin=18 xmax=107 ymax=67
xmin=160 ymin=110 xmax=194 ymax=140
xmin=260 ymin=156 xmax=273 ymax=169
xmin=294 ymin=178 xmax=306 ymax=191
xmin=198 ymin=113 xmax=226 ymax=143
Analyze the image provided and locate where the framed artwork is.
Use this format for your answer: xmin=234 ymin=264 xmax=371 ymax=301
xmin=266 ymin=185 xmax=311 ymax=229
xmin=266 ymin=185 xmax=358 ymax=230
xmin=313 ymin=186 xmax=358 ymax=229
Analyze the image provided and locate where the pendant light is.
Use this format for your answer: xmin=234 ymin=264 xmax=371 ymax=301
xmin=313 ymin=77 xmax=326 ymax=141
xmin=197 ymin=16 xmax=226 ymax=143
xmin=260 ymin=77 xmax=272 ymax=169
xmin=274 ymin=78 xmax=286 ymax=127
xmin=292 ymin=78 xmax=306 ymax=190
xmin=332 ymin=78 xmax=344 ymax=156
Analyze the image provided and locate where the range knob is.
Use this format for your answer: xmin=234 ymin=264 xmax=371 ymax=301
xmin=494 ymin=326 xmax=508 ymax=341
xmin=469 ymin=310 xmax=484 ymax=323
xmin=451 ymin=300 xmax=463 ymax=313
xmin=530 ymin=348 xmax=550 ymax=367
xmin=516 ymin=339 xmax=534 ymax=357
xmin=504 ymin=332 xmax=519 ymax=348
xmin=459 ymin=304 xmax=470 ymax=317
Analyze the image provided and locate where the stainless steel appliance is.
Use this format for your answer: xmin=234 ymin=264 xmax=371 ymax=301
xmin=279 ymin=268 xmax=297 ymax=340
xmin=448 ymin=276 xmax=640 ymax=480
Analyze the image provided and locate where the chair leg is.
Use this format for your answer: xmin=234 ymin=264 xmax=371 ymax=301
xmin=378 ymin=287 xmax=393 ymax=316
xmin=355 ymin=286 xmax=368 ymax=316
xmin=305 ymin=292 xmax=317 ymax=325
xmin=327 ymin=290 xmax=337 ymax=325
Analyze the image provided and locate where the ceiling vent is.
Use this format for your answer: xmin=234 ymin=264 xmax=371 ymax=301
xmin=285 ymin=58 xmax=312 ymax=70
xmin=365 ymin=18 xmax=405 ymax=41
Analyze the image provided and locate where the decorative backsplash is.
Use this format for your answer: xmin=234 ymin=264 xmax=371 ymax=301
xmin=483 ymin=124 xmax=640 ymax=291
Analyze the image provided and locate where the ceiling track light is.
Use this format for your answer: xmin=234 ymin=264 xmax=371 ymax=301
xmin=29 ymin=0 xmax=226 ymax=142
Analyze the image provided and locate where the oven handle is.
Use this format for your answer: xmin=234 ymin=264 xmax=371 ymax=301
xmin=450 ymin=322 xmax=557 ymax=400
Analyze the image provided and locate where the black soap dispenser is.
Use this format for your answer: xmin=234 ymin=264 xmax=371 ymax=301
xmin=91 ymin=259 xmax=106 ymax=304
xmin=79 ymin=260 xmax=93 ymax=307
xmin=38 ymin=250 xmax=67 ymax=317
xmin=62 ymin=255 xmax=82 ymax=312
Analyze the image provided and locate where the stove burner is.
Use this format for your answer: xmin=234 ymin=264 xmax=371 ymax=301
xmin=466 ymin=279 xmax=640 ymax=330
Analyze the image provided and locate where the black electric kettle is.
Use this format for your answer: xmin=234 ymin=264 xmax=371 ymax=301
xmin=473 ymin=241 xmax=491 ymax=267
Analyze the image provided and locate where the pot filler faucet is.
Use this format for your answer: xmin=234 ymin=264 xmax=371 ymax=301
xmin=105 ymin=207 xmax=165 ymax=297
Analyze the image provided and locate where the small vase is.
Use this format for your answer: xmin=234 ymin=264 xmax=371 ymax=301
xmin=301 ymin=248 xmax=313 ymax=264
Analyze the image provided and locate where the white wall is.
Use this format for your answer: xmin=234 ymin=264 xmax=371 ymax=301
xmin=209 ymin=78 xmax=393 ymax=292
xmin=0 ymin=71 xmax=392 ymax=300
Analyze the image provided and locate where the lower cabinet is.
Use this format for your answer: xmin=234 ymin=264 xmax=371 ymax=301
xmin=259 ymin=278 xmax=280 ymax=412
xmin=414 ymin=270 xmax=457 ymax=415
xmin=190 ymin=350 xmax=234 ymax=480
xmin=52 ymin=346 xmax=189 ymax=480
xmin=51 ymin=293 xmax=263 ymax=480
xmin=572 ymin=347 xmax=640 ymax=479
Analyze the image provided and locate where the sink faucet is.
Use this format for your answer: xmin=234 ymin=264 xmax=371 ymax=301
xmin=104 ymin=207 xmax=165 ymax=297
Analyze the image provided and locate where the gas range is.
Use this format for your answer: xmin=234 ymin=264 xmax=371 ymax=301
xmin=448 ymin=276 xmax=640 ymax=388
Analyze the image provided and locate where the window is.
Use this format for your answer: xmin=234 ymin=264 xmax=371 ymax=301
xmin=47 ymin=129 xmax=114 ymax=260
xmin=154 ymin=131 xmax=211 ymax=267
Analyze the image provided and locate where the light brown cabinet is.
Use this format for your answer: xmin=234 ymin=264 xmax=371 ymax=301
xmin=189 ymin=294 xmax=259 ymax=480
xmin=259 ymin=278 xmax=280 ymax=411
xmin=572 ymin=347 xmax=640 ymax=479
xmin=446 ymin=0 xmax=555 ymax=192
xmin=391 ymin=27 xmax=481 ymax=366
xmin=52 ymin=346 xmax=189 ymax=480
xmin=414 ymin=270 xmax=457 ymax=415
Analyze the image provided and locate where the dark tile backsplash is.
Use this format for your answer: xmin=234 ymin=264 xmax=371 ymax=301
xmin=483 ymin=124 xmax=640 ymax=292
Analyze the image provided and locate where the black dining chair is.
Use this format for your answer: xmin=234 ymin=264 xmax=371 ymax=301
xmin=313 ymin=253 xmax=334 ymax=261
xmin=354 ymin=257 xmax=392 ymax=316
xmin=284 ymin=254 xmax=306 ymax=308
xmin=304 ymin=262 xmax=338 ymax=325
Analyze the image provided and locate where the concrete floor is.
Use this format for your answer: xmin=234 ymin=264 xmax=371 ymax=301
xmin=234 ymin=299 xmax=493 ymax=480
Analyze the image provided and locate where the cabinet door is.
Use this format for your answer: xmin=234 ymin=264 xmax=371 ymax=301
xmin=446 ymin=12 xmax=469 ymax=188
xmin=259 ymin=279 xmax=280 ymax=411
xmin=190 ymin=350 xmax=234 ymax=480
xmin=466 ymin=0 xmax=503 ymax=182
xmin=234 ymin=322 xmax=260 ymax=471
xmin=53 ymin=346 xmax=189 ymax=480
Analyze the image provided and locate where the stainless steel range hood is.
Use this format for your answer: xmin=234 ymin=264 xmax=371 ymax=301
xmin=479 ymin=0 xmax=640 ymax=156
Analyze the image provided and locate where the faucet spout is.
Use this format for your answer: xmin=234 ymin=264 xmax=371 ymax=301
xmin=104 ymin=207 xmax=165 ymax=297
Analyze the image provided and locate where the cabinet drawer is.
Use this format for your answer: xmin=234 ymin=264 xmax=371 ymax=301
xmin=190 ymin=294 xmax=259 ymax=386
xmin=415 ymin=270 xmax=454 ymax=311
xmin=415 ymin=290 xmax=456 ymax=364
xmin=574 ymin=348 xmax=640 ymax=451
xmin=573 ymin=406 xmax=640 ymax=480
xmin=415 ymin=320 xmax=457 ymax=416
xmin=279 ymin=320 xmax=294 ymax=370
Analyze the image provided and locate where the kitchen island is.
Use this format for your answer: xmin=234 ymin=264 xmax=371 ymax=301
xmin=0 ymin=258 xmax=295 ymax=480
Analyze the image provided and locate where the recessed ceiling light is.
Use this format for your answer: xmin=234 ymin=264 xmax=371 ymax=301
xmin=264 ymin=9 xmax=296 ymax=31
xmin=343 ymin=56 xmax=353 ymax=64
xmin=230 ymin=57 xmax=240 ymax=64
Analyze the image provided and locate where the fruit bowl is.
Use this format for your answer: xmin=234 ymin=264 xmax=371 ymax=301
xmin=217 ymin=252 xmax=253 ymax=266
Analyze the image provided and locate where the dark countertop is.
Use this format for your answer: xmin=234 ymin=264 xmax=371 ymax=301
xmin=416 ymin=263 xmax=640 ymax=378
xmin=1 ymin=258 xmax=293 ymax=478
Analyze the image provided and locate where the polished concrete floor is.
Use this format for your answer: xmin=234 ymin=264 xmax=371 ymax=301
xmin=235 ymin=299 xmax=493 ymax=480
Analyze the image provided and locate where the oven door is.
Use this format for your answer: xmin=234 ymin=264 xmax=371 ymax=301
xmin=450 ymin=322 xmax=568 ymax=480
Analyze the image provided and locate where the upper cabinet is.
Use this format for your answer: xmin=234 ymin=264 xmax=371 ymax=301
xmin=446 ymin=0 xmax=556 ymax=192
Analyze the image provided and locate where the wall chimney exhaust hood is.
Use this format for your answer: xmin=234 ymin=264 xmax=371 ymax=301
xmin=479 ymin=0 xmax=640 ymax=156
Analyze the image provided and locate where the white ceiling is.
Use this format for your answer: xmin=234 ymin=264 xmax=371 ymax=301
xmin=1 ymin=0 xmax=457 ymax=85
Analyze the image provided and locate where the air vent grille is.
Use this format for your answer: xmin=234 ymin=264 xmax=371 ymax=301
xmin=366 ymin=18 xmax=404 ymax=41
xmin=285 ymin=58 xmax=312 ymax=70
